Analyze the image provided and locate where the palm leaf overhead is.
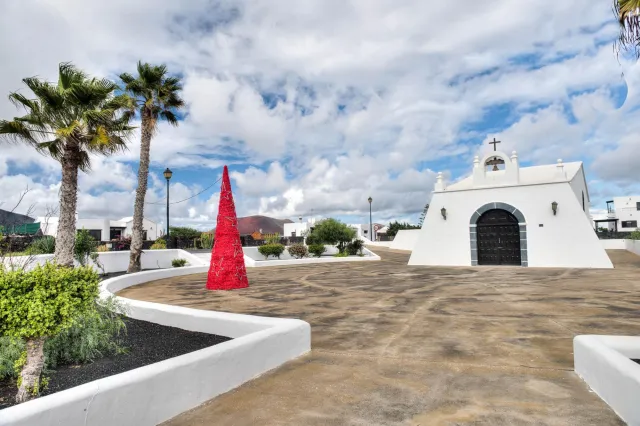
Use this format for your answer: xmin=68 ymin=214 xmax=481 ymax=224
xmin=615 ymin=0 xmax=640 ymax=58
xmin=0 ymin=62 xmax=134 ymax=171
xmin=0 ymin=62 xmax=134 ymax=267
xmin=120 ymin=61 xmax=184 ymax=273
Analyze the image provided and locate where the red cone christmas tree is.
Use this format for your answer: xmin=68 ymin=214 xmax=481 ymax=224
xmin=206 ymin=166 xmax=249 ymax=290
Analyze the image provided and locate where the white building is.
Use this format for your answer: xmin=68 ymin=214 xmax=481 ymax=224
xmin=36 ymin=215 xmax=160 ymax=242
xmin=593 ymin=197 xmax=640 ymax=232
xmin=283 ymin=217 xmax=316 ymax=237
xmin=409 ymin=150 xmax=612 ymax=269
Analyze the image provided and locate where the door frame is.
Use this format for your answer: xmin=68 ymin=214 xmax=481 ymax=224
xmin=469 ymin=202 xmax=527 ymax=267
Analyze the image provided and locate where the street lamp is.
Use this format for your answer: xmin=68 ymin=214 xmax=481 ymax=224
xmin=368 ymin=196 xmax=373 ymax=241
xmin=163 ymin=168 xmax=173 ymax=248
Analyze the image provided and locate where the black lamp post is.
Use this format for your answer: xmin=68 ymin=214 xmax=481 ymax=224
xmin=368 ymin=196 xmax=373 ymax=241
xmin=163 ymin=168 xmax=173 ymax=247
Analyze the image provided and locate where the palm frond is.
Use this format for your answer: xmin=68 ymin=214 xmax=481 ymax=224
xmin=22 ymin=77 xmax=64 ymax=109
xmin=58 ymin=62 xmax=87 ymax=91
xmin=615 ymin=0 xmax=640 ymax=58
xmin=8 ymin=92 xmax=38 ymax=112
xmin=36 ymin=139 xmax=63 ymax=160
xmin=160 ymin=110 xmax=179 ymax=126
xmin=0 ymin=120 xmax=39 ymax=145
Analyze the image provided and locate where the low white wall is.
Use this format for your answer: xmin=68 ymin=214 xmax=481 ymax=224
xmin=2 ymin=249 xmax=207 ymax=273
xmin=1 ymin=267 xmax=311 ymax=426
xmin=600 ymin=239 xmax=640 ymax=256
xmin=389 ymin=229 xmax=421 ymax=251
xmin=574 ymin=335 xmax=640 ymax=425
xmin=242 ymin=246 xmax=380 ymax=267
xmin=600 ymin=239 xmax=628 ymax=250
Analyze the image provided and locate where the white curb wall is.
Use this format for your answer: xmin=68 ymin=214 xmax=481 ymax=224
xmin=1 ymin=267 xmax=311 ymax=426
xmin=574 ymin=335 xmax=640 ymax=425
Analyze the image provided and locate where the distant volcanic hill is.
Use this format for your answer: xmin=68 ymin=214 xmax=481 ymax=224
xmin=210 ymin=215 xmax=293 ymax=236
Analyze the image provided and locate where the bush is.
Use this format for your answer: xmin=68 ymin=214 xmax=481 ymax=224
xmin=306 ymin=219 xmax=356 ymax=253
xmin=150 ymin=238 xmax=167 ymax=250
xmin=75 ymin=229 xmax=100 ymax=267
xmin=346 ymin=239 xmax=365 ymax=256
xmin=258 ymin=243 xmax=285 ymax=259
xmin=308 ymin=244 xmax=326 ymax=258
xmin=26 ymin=236 xmax=56 ymax=255
xmin=0 ymin=263 xmax=100 ymax=401
xmin=169 ymin=227 xmax=201 ymax=239
xmin=199 ymin=233 xmax=214 ymax=249
xmin=172 ymin=258 xmax=187 ymax=267
xmin=629 ymin=230 xmax=640 ymax=240
xmin=96 ymin=244 xmax=109 ymax=252
xmin=0 ymin=297 xmax=128 ymax=380
xmin=334 ymin=251 xmax=349 ymax=258
xmin=287 ymin=243 xmax=308 ymax=259
xmin=264 ymin=234 xmax=281 ymax=245
xmin=44 ymin=296 xmax=128 ymax=369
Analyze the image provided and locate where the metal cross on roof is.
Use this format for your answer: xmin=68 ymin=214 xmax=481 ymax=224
xmin=489 ymin=137 xmax=501 ymax=151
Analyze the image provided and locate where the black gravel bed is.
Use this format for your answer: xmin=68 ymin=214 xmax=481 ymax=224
xmin=0 ymin=317 xmax=231 ymax=410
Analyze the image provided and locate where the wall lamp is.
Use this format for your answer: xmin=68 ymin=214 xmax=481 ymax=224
xmin=441 ymin=207 xmax=447 ymax=220
xmin=551 ymin=201 xmax=558 ymax=216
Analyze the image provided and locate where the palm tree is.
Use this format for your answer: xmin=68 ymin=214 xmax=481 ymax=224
xmin=615 ymin=0 xmax=640 ymax=58
xmin=0 ymin=63 xmax=133 ymax=267
xmin=120 ymin=62 xmax=184 ymax=273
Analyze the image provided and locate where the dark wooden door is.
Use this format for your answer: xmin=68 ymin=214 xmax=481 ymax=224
xmin=476 ymin=209 xmax=521 ymax=266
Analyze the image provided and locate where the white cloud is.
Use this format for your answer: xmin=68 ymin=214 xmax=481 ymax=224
xmin=0 ymin=0 xmax=637 ymax=227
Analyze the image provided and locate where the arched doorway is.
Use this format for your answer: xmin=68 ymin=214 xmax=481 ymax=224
xmin=476 ymin=209 xmax=521 ymax=265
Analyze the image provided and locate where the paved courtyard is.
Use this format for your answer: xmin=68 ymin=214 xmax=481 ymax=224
xmin=118 ymin=248 xmax=640 ymax=426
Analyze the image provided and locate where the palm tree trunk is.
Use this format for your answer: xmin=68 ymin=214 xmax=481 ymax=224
xmin=15 ymin=337 xmax=46 ymax=403
xmin=53 ymin=144 xmax=79 ymax=267
xmin=127 ymin=113 xmax=154 ymax=273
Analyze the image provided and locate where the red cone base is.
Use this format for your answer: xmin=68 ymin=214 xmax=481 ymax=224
xmin=206 ymin=165 xmax=249 ymax=290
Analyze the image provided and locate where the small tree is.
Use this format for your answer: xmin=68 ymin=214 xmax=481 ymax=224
xmin=307 ymin=218 xmax=356 ymax=253
xmin=387 ymin=221 xmax=420 ymax=238
xmin=0 ymin=263 xmax=100 ymax=402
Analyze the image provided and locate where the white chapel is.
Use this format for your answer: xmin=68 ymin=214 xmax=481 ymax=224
xmin=409 ymin=144 xmax=613 ymax=269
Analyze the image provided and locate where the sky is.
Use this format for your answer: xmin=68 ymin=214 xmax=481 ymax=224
xmin=0 ymin=0 xmax=639 ymax=230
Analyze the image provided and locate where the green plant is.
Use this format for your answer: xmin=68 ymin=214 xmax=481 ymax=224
xmin=0 ymin=297 xmax=128 ymax=382
xmin=26 ymin=237 xmax=56 ymax=255
xmin=169 ymin=227 xmax=201 ymax=239
xmin=264 ymin=234 xmax=281 ymax=245
xmin=0 ymin=262 xmax=100 ymax=402
xmin=0 ymin=63 xmax=133 ymax=267
xmin=334 ymin=251 xmax=349 ymax=258
xmin=45 ymin=296 xmax=128 ymax=369
xmin=172 ymin=258 xmax=187 ymax=267
xmin=199 ymin=232 xmax=214 ymax=249
xmin=346 ymin=239 xmax=365 ymax=256
xmin=287 ymin=243 xmax=308 ymax=259
xmin=306 ymin=219 xmax=356 ymax=253
xmin=258 ymin=243 xmax=285 ymax=259
xmin=628 ymin=230 xmax=640 ymax=240
xmin=96 ymin=244 xmax=109 ymax=252
xmin=308 ymin=244 xmax=327 ymax=258
xmin=386 ymin=221 xmax=421 ymax=238
xmin=150 ymin=237 xmax=167 ymax=250
xmin=75 ymin=229 xmax=101 ymax=268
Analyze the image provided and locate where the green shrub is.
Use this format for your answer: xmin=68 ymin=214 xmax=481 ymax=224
xmin=264 ymin=234 xmax=281 ymax=245
xmin=287 ymin=243 xmax=308 ymax=259
xmin=172 ymin=258 xmax=187 ymax=267
xmin=308 ymin=244 xmax=326 ymax=258
xmin=0 ymin=297 xmax=128 ymax=380
xmin=334 ymin=251 xmax=349 ymax=258
xmin=346 ymin=239 xmax=365 ymax=256
xmin=150 ymin=237 xmax=167 ymax=250
xmin=44 ymin=296 xmax=128 ymax=369
xmin=629 ymin=230 xmax=640 ymax=240
xmin=258 ymin=243 xmax=285 ymax=259
xmin=27 ymin=236 xmax=56 ymax=255
xmin=75 ymin=229 xmax=101 ymax=268
xmin=199 ymin=233 xmax=214 ymax=249
xmin=0 ymin=337 xmax=23 ymax=380
xmin=306 ymin=218 xmax=356 ymax=253
xmin=169 ymin=227 xmax=201 ymax=239
xmin=0 ymin=263 xmax=100 ymax=400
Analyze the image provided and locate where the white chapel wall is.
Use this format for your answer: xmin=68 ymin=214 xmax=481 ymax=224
xmin=568 ymin=165 xmax=591 ymax=220
xmin=409 ymin=182 xmax=613 ymax=268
